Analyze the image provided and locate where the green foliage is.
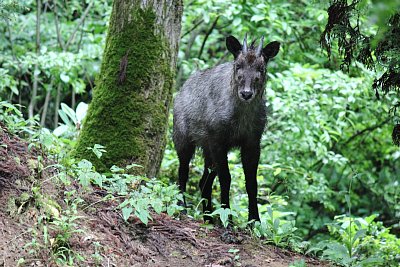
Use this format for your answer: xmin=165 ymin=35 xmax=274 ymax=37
xmin=311 ymin=214 xmax=400 ymax=266
xmin=73 ymin=146 xmax=184 ymax=225
xmin=210 ymin=207 xmax=238 ymax=228
xmin=0 ymin=0 xmax=28 ymax=19
xmin=15 ymin=181 xmax=86 ymax=266
xmin=0 ymin=101 xmax=37 ymax=135
xmin=53 ymin=102 xmax=88 ymax=138
xmin=252 ymin=206 xmax=298 ymax=247
xmin=261 ymin=64 xmax=400 ymax=234
xmin=289 ymin=259 xmax=306 ymax=267
xmin=0 ymin=0 xmax=110 ymax=127
xmin=86 ymin=143 xmax=106 ymax=159
xmin=177 ymin=0 xmax=329 ymax=87
xmin=50 ymin=196 xmax=85 ymax=265
xmin=119 ymin=179 xmax=184 ymax=225
xmin=320 ymin=0 xmax=400 ymax=143
xmin=228 ymin=248 xmax=241 ymax=264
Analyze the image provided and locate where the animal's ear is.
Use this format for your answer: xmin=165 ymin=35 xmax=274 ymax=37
xmin=226 ymin=35 xmax=242 ymax=59
xmin=262 ymin=41 xmax=280 ymax=60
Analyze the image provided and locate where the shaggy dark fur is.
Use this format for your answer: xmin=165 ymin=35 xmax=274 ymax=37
xmin=173 ymin=35 xmax=280 ymax=221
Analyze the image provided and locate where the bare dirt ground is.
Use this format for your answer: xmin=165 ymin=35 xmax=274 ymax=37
xmin=0 ymin=124 xmax=329 ymax=267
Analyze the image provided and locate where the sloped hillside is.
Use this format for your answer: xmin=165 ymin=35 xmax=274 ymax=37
xmin=0 ymin=123 xmax=328 ymax=267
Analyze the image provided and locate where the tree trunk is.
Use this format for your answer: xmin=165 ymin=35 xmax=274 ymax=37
xmin=73 ymin=0 xmax=183 ymax=177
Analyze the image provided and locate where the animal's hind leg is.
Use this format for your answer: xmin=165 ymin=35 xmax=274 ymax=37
xmin=209 ymin=147 xmax=231 ymax=210
xmin=199 ymin=150 xmax=217 ymax=221
xmin=209 ymin=146 xmax=232 ymax=225
xmin=177 ymin=141 xmax=195 ymax=207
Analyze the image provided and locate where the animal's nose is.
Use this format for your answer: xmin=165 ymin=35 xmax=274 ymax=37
xmin=240 ymin=91 xmax=253 ymax=100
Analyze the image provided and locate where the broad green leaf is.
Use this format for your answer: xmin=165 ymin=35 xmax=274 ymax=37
xmin=136 ymin=209 xmax=149 ymax=225
xmin=250 ymin=14 xmax=265 ymax=22
xmin=122 ymin=207 xmax=132 ymax=221
xmin=60 ymin=72 xmax=70 ymax=83
xmin=61 ymin=103 xmax=77 ymax=124
xmin=273 ymin=168 xmax=282 ymax=176
xmin=75 ymin=102 xmax=88 ymax=123
xmin=53 ymin=125 xmax=69 ymax=137
xmin=152 ymin=200 xmax=163 ymax=214
xmin=58 ymin=109 xmax=71 ymax=126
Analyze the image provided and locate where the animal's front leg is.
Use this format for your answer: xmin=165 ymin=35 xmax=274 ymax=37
xmin=241 ymin=143 xmax=261 ymax=221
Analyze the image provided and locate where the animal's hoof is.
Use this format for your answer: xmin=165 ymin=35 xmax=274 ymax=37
xmin=177 ymin=200 xmax=188 ymax=216
xmin=220 ymin=230 xmax=243 ymax=244
xmin=247 ymin=218 xmax=260 ymax=228
xmin=203 ymin=214 xmax=214 ymax=224
xmin=180 ymin=209 xmax=187 ymax=215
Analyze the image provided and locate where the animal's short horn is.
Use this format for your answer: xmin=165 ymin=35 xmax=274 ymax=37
xmin=256 ymin=36 xmax=264 ymax=57
xmin=242 ymin=33 xmax=248 ymax=54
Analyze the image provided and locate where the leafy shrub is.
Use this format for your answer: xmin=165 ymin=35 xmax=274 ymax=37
xmin=311 ymin=214 xmax=400 ymax=266
xmin=71 ymin=147 xmax=184 ymax=225
xmin=252 ymin=206 xmax=299 ymax=247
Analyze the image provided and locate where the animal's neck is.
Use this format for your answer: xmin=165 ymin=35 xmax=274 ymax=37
xmin=235 ymin=97 xmax=263 ymax=112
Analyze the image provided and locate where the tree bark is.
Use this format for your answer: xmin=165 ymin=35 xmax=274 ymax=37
xmin=74 ymin=0 xmax=183 ymax=177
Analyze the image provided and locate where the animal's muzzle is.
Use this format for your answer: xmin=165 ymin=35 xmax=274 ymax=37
xmin=240 ymin=91 xmax=253 ymax=100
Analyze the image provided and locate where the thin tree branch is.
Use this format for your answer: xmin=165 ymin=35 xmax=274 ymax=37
xmin=85 ymin=72 xmax=94 ymax=91
xmin=182 ymin=18 xmax=203 ymax=38
xmin=176 ymin=30 xmax=197 ymax=87
xmin=5 ymin=19 xmax=17 ymax=61
xmin=41 ymin=90 xmax=51 ymax=126
xmin=76 ymin=19 xmax=85 ymax=52
xmin=54 ymin=83 xmax=62 ymax=128
xmin=65 ymin=1 xmax=93 ymax=50
xmin=53 ymin=1 xmax=65 ymax=50
xmin=41 ymin=81 xmax=53 ymax=126
xmin=51 ymin=1 xmax=92 ymax=126
xmin=198 ymin=16 xmax=220 ymax=59
xmin=342 ymin=118 xmax=391 ymax=146
xmin=73 ymin=12 xmax=86 ymax=109
xmin=6 ymin=18 xmax=25 ymax=103
xmin=43 ymin=1 xmax=49 ymax=13
xmin=29 ymin=0 xmax=41 ymax=120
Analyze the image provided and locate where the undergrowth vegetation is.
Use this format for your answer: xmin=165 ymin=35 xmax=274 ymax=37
xmin=1 ymin=0 xmax=399 ymax=266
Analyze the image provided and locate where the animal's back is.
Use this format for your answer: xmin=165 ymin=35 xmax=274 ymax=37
xmin=173 ymin=63 xmax=234 ymax=147
xmin=174 ymin=62 xmax=232 ymax=110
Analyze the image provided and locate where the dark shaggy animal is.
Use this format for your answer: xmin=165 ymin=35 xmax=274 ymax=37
xmin=173 ymin=34 xmax=280 ymax=221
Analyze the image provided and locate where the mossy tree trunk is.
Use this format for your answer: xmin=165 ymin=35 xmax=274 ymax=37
xmin=74 ymin=0 xmax=183 ymax=176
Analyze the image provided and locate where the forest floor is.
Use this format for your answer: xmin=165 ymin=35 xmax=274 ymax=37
xmin=0 ymin=125 xmax=330 ymax=267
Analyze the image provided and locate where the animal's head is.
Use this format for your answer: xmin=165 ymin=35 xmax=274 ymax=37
xmin=226 ymin=34 xmax=280 ymax=102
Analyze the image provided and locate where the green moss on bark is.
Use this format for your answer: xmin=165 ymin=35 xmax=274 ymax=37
xmin=73 ymin=6 xmax=174 ymax=173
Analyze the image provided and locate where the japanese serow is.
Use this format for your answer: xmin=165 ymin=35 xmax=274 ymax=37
xmin=173 ymin=34 xmax=280 ymax=221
